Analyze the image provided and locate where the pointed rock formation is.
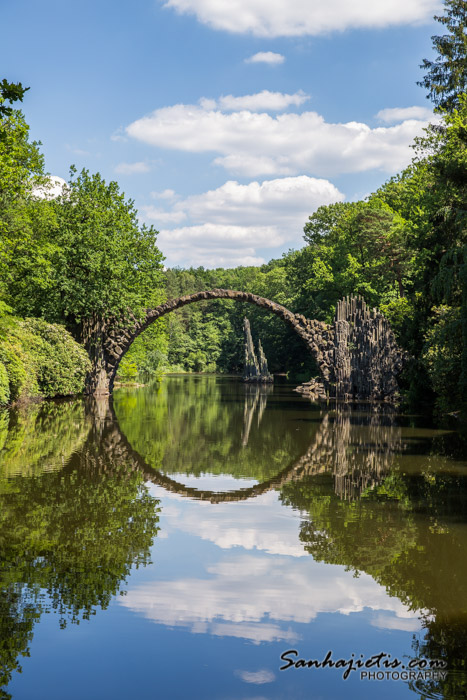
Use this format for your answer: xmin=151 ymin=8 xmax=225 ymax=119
xmin=257 ymin=339 xmax=273 ymax=382
xmin=242 ymin=318 xmax=274 ymax=382
xmin=243 ymin=318 xmax=260 ymax=379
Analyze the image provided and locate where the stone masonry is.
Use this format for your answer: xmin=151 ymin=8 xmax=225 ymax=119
xmin=90 ymin=289 xmax=405 ymax=400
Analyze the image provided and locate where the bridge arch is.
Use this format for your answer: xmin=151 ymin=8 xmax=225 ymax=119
xmin=85 ymin=290 xmax=405 ymax=401
xmin=97 ymin=289 xmax=332 ymax=395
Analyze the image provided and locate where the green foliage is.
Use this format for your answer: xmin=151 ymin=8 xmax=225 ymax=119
xmin=0 ymin=362 xmax=9 ymax=406
xmin=303 ymin=201 xmax=354 ymax=245
xmin=0 ymin=412 xmax=7 ymax=453
xmin=418 ymin=0 xmax=467 ymax=111
xmin=385 ymin=100 xmax=467 ymax=408
xmin=20 ymin=318 xmax=91 ymax=397
xmin=117 ymin=360 xmax=138 ymax=382
xmin=380 ymin=296 xmax=417 ymax=343
xmin=0 ymin=315 xmax=90 ymax=402
xmin=36 ymin=167 xmax=165 ymax=328
xmin=423 ymin=305 xmax=463 ymax=412
xmin=0 ymin=79 xmax=29 ymax=117
xmin=286 ymin=199 xmax=412 ymax=323
xmin=118 ymin=319 xmax=168 ymax=383
xmin=0 ymin=322 xmax=40 ymax=402
xmin=0 ymin=81 xmax=56 ymax=313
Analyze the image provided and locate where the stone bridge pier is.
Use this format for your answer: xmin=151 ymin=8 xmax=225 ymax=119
xmin=84 ymin=290 xmax=405 ymax=401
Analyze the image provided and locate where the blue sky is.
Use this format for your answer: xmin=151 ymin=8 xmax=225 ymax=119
xmin=1 ymin=0 xmax=441 ymax=267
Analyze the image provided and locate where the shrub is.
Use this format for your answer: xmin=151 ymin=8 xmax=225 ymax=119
xmin=117 ymin=360 xmax=138 ymax=383
xmin=0 ymin=316 xmax=90 ymax=402
xmin=0 ymin=332 xmax=40 ymax=401
xmin=20 ymin=318 xmax=91 ymax=397
xmin=0 ymin=361 xmax=9 ymax=405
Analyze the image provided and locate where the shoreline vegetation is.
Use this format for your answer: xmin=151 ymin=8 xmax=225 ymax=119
xmin=1 ymin=1 xmax=466 ymax=419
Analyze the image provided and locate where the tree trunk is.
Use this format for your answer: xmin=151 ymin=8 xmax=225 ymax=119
xmin=80 ymin=315 xmax=111 ymax=396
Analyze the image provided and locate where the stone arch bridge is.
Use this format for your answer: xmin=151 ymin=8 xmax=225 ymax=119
xmin=85 ymin=290 xmax=405 ymax=401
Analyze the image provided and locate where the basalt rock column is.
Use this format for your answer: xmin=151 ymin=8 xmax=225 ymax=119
xmin=332 ymin=296 xmax=406 ymax=401
xmin=257 ymin=339 xmax=273 ymax=382
xmin=242 ymin=318 xmax=273 ymax=383
xmin=296 ymin=296 xmax=406 ymax=401
xmin=243 ymin=318 xmax=260 ymax=379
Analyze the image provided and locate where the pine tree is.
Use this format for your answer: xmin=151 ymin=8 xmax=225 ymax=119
xmin=418 ymin=0 xmax=467 ymax=111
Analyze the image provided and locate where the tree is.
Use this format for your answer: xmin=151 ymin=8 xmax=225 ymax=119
xmin=286 ymin=199 xmax=412 ymax=326
xmin=23 ymin=167 xmax=167 ymax=394
xmin=375 ymin=99 xmax=467 ymax=409
xmin=421 ymin=101 xmax=467 ymax=404
xmin=303 ymin=201 xmax=353 ymax=245
xmin=418 ymin=0 xmax=467 ymax=111
xmin=0 ymin=80 xmax=54 ymax=309
xmin=0 ymin=79 xmax=29 ymax=117
xmin=41 ymin=167 xmax=165 ymax=324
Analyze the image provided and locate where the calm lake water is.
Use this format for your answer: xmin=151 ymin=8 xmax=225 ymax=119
xmin=1 ymin=375 xmax=467 ymax=699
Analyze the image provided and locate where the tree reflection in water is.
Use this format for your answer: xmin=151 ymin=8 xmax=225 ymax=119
xmin=1 ymin=386 xmax=467 ymax=700
xmin=0 ymin=399 xmax=161 ymax=698
xmin=280 ymin=405 xmax=467 ymax=700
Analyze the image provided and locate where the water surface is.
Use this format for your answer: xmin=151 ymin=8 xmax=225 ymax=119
xmin=1 ymin=376 xmax=467 ymax=699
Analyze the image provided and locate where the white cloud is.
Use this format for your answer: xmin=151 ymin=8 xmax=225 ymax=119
xmin=150 ymin=188 xmax=179 ymax=200
xmin=245 ymin=51 xmax=285 ymax=65
xmin=126 ymin=98 xmax=432 ymax=178
xmin=236 ymin=669 xmax=275 ymax=684
xmin=145 ymin=175 xmax=343 ymax=267
xmin=156 ymin=225 xmax=274 ymax=267
xmin=173 ymin=176 xmax=342 ymax=226
xmin=160 ymin=223 xmax=284 ymax=247
xmin=376 ymin=105 xmax=435 ymax=123
xmin=142 ymin=206 xmax=187 ymax=224
xmin=162 ymin=0 xmax=440 ymax=37
xmin=149 ymin=487 xmax=309 ymax=556
xmin=210 ymin=621 xmax=297 ymax=644
xmin=32 ymin=175 xmax=67 ymax=200
xmin=216 ymin=90 xmax=308 ymax=112
xmin=111 ymin=127 xmax=128 ymax=142
xmin=371 ymin=614 xmax=422 ymax=632
xmin=120 ymin=552 xmax=423 ymax=642
xmin=114 ymin=161 xmax=151 ymax=174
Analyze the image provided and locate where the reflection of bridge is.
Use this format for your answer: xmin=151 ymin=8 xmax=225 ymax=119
xmin=85 ymin=291 xmax=405 ymax=402
xmin=85 ymin=397 xmax=401 ymax=504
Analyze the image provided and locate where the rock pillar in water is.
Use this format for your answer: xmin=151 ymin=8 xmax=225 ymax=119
xmin=257 ymin=339 xmax=273 ymax=382
xmin=243 ymin=318 xmax=273 ymax=383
